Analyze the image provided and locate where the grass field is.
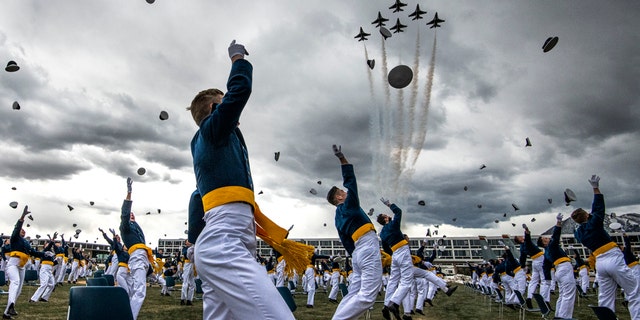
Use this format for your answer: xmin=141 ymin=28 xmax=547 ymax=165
xmin=3 ymin=279 xmax=632 ymax=319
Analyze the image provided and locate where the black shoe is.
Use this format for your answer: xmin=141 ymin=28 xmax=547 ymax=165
xmin=550 ymin=290 xmax=555 ymax=295
xmin=526 ymin=298 xmax=533 ymax=309
xmin=7 ymin=304 xmax=17 ymax=316
xmin=180 ymin=300 xmax=185 ymax=305
xmin=2 ymin=314 xmax=11 ymax=320
xmin=425 ymin=299 xmax=433 ymax=307
xmin=388 ymin=303 xmax=402 ymax=320
xmin=186 ymin=300 xmax=193 ymax=306
xmin=445 ymin=285 xmax=458 ymax=296
xmin=306 ymin=304 xmax=314 ymax=308
xmin=402 ymin=315 xmax=413 ymax=320
xmin=38 ymin=298 xmax=48 ymax=302
xmin=410 ymin=310 xmax=415 ymax=315
xmin=329 ymin=298 xmax=338 ymax=304
xmin=382 ymin=306 xmax=391 ymax=320
xmin=416 ymin=309 xmax=424 ymax=315
xmin=67 ymin=280 xmax=71 ymax=284
xmin=623 ymin=300 xmax=629 ymax=308
xmin=28 ymin=300 xmax=36 ymax=303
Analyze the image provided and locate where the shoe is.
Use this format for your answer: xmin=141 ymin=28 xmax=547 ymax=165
xmin=416 ymin=309 xmax=424 ymax=315
xmin=550 ymin=290 xmax=555 ymax=295
xmin=329 ymin=298 xmax=339 ymax=304
xmin=623 ymin=300 xmax=629 ymax=308
xmin=180 ymin=300 xmax=185 ymax=305
xmin=2 ymin=314 xmax=11 ymax=320
xmin=7 ymin=304 xmax=17 ymax=316
xmin=402 ymin=315 xmax=413 ymax=320
xmin=38 ymin=298 xmax=48 ymax=302
xmin=445 ymin=286 xmax=458 ymax=296
xmin=425 ymin=299 xmax=433 ymax=307
xmin=306 ymin=304 xmax=313 ymax=308
xmin=67 ymin=280 xmax=71 ymax=284
xmin=186 ymin=300 xmax=193 ymax=306
xmin=526 ymin=298 xmax=533 ymax=309
xmin=381 ymin=306 xmax=391 ymax=320
xmin=410 ymin=310 xmax=415 ymax=315
xmin=388 ymin=303 xmax=402 ymax=320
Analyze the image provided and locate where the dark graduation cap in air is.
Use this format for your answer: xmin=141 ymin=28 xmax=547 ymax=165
xmin=367 ymin=59 xmax=375 ymax=70
xmin=547 ymin=198 xmax=552 ymax=204
xmin=479 ymin=164 xmax=487 ymax=170
xmin=388 ymin=65 xmax=412 ymax=89
xmin=418 ymin=200 xmax=426 ymax=206
xmin=73 ymin=234 xmax=79 ymax=239
xmin=146 ymin=0 xmax=155 ymax=4
xmin=542 ymin=36 xmax=559 ymax=53
xmin=12 ymin=101 xmax=20 ymax=110
xmin=184 ymin=222 xmax=187 ymax=225
xmin=157 ymin=209 xmax=161 ymax=214
xmin=274 ymin=152 xmax=280 ymax=162
xmin=26 ymin=224 xmax=30 ymax=227
xmin=67 ymin=205 xmax=74 ymax=211
xmin=494 ymin=219 xmax=499 ymax=223
xmin=511 ymin=223 xmax=516 ymax=227
xmin=309 ymin=188 xmax=317 ymax=195
xmin=323 ymin=223 xmax=327 ymax=227
xmin=477 ymin=204 xmax=482 ymax=209
xmin=452 ymin=218 xmax=457 ymax=222
xmin=5 ymin=61 xmax=19 ymax=72
xmin=379 ymin=27 xmax=392 ymax=40
xmin=425 ymin=228 xmax=431 ymax=237
xmin=36 ymin=234 xmax=41 ymax=239
xmin=512 ymin=203 xmax=519 ymax=211
xmin=27 ymin=215 xmax=33 ymax=221
xmin=531 ymin=218 xmax=536 ymax=222
xmin=368 ymin=208 xmax=374 ymax=216
xmin=9 ymin=201 xmax=18 ymax=209
xmin=564 ymin=188 xmax=576 ymax=206
xmin=72 ymin=223 xmax=77 ymax=228
xmin=90 ymin=201 xmax=95 ymax=206
xmin=258 ymin=190 xmax=263 ymax=195
xmin=525 ymin=137 xmax=532 ymax=147
xmin=159 ymin=111 xmax=169 ymax=121
xmin=317 ymin=180 xmax=322 ymax=185
xmin=464 ymin=186 xmax=468 ymax=191
xmin=11 ymin=187 xmax=16 ymax=190
xmin=145 ymin=212 xmax=151 ymax=215
xmin=137 ymin=167 xmax=146 ymax=175
xmin=503 ymin=213 xmax=507 ymax=218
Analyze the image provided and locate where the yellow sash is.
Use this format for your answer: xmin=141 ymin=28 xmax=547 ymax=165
xmin=128 ymin=243 xmax=153 ymax=264
xmin=9 ymin=251 xmax=29 ymax=267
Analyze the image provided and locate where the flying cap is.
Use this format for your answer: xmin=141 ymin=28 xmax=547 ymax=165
xmin=5 ymin=61 xmax=19 ymax=72
xmin=274 ymin=152 xmax=280 ymax=162
xmin=90 ymin=201 xmax=95 ymax=206
xmin=68 ymin=205 xmax=74 ymax=211
xmin=387 ymin=65 xmax=412 ymax=89
xmin=379 ymin=27 xmax=392 ymax=40
xmin=9 ymin=201 xmax=18 ymax=209
xmin=159 ymin=111 xmax=169 ymax=120
xmin=309 ymin=188 xmax=317 ymax=195
xmin=12 ymin=101 xmax=20 ymax=110
xmin=367 ymin=59 xmax=375 ymax=70
xmin=542 ymin=36 xmax=559 ymax=53
xmin=418 ymin=200 xmax=426 ymax=206
xmin=137 ymin=167 xmax=146 ymax=175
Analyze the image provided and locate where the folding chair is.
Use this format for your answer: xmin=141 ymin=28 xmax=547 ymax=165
xmin=68 ymin=286 xmax=134 ymax=320
xmin=0 ymin=271 xmax=7 ymax=295
xmin=532 ymin=293 xmax=551 ymax=319
xmin=93 ymin=270 xmax=105 ymax=278
xmin=24 ymin=269 xmax=38 ymax=285
xmin=338 ymin=283 xmax=348 ymax=298
xmin=589 ymin=305 xmax=619 ymax=320
xmin=276 ymin=286 xmax=297 ymax=312
xmin=165 ymin=276 xmax=175 ymax=291
xmin=102 ymin=274 xmax=115 ymax=286
xmin=86 ymin=277 xmax=108 ymax=286
xmin=514 ymin=290 xmax=540 ymax=320
xmin=194 ymin=278 xmax=203 ymax=300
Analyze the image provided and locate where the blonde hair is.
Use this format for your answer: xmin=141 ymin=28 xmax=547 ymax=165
xmin=187 ymin=88 xmax=224 ymax=127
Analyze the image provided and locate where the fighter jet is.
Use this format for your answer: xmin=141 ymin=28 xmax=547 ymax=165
xmin=371 ymin=11 xmax=389 ymax=27
xmin=388 ymin=0 xmax=407 ymax=13
xmin=354 ymin=27 xmax=371 ymax=42
xmin=426 ymin=12 xmax=445 ymax=29
xmin=390 ymin=18 xmax=407 ymax=33
xmin=408 ymin=4 xmax=427 ymax=20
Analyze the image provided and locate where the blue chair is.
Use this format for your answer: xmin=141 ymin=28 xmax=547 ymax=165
xmin=276 ymin=286 xmax=297 ymax=312
xmin=0 ymin=271 xmax=5 ymax=286
xmin=24 ymin=269 xmax=38 ymax=285
xmin=195 ymin=278 xmax=203 ymax=300
xmin=102 ymin=274 xmax=114 ymax=286
xmin=86 ymin=277 xmax=108 ymax=286
xmin=93 ymin=270 xmax=105 ymax=278
xmin=338 ymin=283 xmax=348 ymax=297
xmin=589 ymin=305 xmax=619 ymax=320
xmin=68 ymin=286 xmax=133 ymax=320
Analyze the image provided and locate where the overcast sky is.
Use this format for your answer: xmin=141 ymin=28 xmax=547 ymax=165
xmin=1 ymin=1 xmax=639 ymax=248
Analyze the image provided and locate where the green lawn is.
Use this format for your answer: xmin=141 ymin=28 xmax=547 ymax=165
xmin=4 ymin=279 xmax=631 ymax=319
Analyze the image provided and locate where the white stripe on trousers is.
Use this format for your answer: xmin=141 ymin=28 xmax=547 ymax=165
xmin=195 ymin=203 xmax=294 ymax=320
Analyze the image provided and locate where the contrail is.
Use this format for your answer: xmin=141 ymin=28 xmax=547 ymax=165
xmin=406 ymin=27 xmax=421 ymax=169
xmin=380 ymin=36 xmax=394 ymax=192
xmin=412 ymin=31 xmax=437 ymax=167
xmin=365 ymin=43 xmax=383 ymax=188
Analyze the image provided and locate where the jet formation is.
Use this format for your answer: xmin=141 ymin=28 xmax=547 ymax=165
xmin=426 ymin=12 xmax=445 ymax=29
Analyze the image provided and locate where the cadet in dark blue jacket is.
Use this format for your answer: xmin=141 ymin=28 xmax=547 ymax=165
xmin=3 ymin=205 xmax=31 ymax=319
xmin=326 ymin=145 xmax=382 ymax=320
xmin=513 ymin=224 xmax=545 ymax=307
xmin=572 ymin=175 xmax=640 ymax=318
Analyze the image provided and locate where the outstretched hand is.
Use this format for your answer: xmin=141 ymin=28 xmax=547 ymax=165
xmin=21 ymin=205 xmax=30 ymax=219
xmin=332 ymin=144 xmax=344 ymax=159
xmin=127 ymin=177 xmax=133 ymax=193
xmin=588 ymin=175 xmax=600 ymax=189
xmin=228 ymin=40 xmax=249 ymax=60
xmin=380 ymin=197 xmax=391 ymax=207
xmin=98 ymin=228 xmax=104 ymax=233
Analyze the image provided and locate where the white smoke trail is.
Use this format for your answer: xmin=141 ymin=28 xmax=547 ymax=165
xmin=405 ymin=27 xmax=421 ymax=170
xmin=411 ymin=31 xmax=437 ymax=167
xmin=380 ymin=36 xmax=395 ymax=194
xmin=365 ymin=43 xmax=383 ymax=189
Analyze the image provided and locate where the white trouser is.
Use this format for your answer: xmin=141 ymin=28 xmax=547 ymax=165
xmin=527 ymin=255 xmax=544 ymax=299
xmin=402 ymin=280 xmax=417 ymax=314
xmin=53 ymin=257 xmax=65 ymax=283
xmin=129 ymin=248 xmax=149 ymax=320
xmin=384 ymin=245 xmax=414 ymax=306
xmin=117 ymin=266 xmax=133 ymax=299
xmin=275 ymin=260 xmax=286 ymax=287
xmin=415 ymin=277 xmax=427 ymax=310
xmin=67 ymin=260 xmax=79 ymax=282
xmin=332 ymin=230 xmax=382 ymax=320
xmin=329 ymin=272 xmax=340 ymax=300
xmin=31 ymin=264 xmax=54 ymax=302
xmin=514 ymin=269 xmax=527 ymax=296
xmin=4 ymin=257 xmax=25 ymax=314
xmin=596 ymin=248 xmax=640 ymax=319
xmin=106 ymin=255 xmax=119 ymax=275
xmin=501 ymin=274 xmax=517 ymax=304
xmin=158 ymin=275 xmax=167 ymax=294
xmin=554 ymin=262 xmax=576 ymax=319
xmin=181 ymin=262 xmax=195 ymax=301
xmin=195 ymin=203 xmax=294 ymax=320
xmin=304 ymin=266 xmax=316 ymax=306
xmin=578 ymin=267 xmax=590 ymax=294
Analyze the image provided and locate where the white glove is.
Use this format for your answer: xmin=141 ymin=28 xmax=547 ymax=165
xmin=588 ymin=175 xmax=600 ymax=188
xmin=44 ymin=251 xmax=54 ymax=258
xmin=332 ymin=144 xmax=343 ymax=158
xmin=228 ymin=40 xmax=249 ymax=60
xmin=187 ymin=246 xmax=195 ymax=261
xmin=556 ymin=212 xmax=564 ymax=222
xmin=127 ymin=177 xmax=133 ymax=193
xmin=380 ymin=197 xmax=391 ymax=207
